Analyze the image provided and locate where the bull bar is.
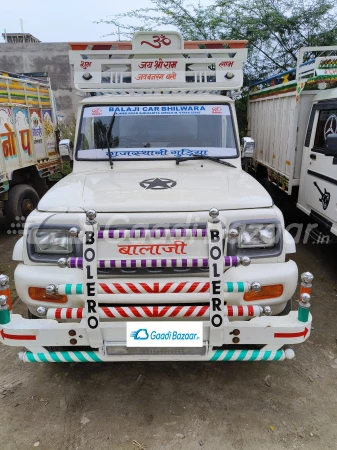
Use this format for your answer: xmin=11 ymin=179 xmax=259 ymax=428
xmin=0 ymin=208 xmax=313 ymax=362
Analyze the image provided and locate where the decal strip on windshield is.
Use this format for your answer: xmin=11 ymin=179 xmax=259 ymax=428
xmin=83 ymin=104 xmax=231 ymax=117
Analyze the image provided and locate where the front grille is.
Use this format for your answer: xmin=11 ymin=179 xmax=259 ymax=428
xmin=98 ymin=266 xmax=209 ymax=278
xmin=98 ymin=222 xmax=209 ymax=277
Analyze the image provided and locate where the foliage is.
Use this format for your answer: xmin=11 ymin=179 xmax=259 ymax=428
xmin=96 ymin=0 xmax=337 ymax=80
xmin=96 ymin=0 xmax=337 ymax=135
xmin=57 ymin=115 xmax=77 ymax=176
xmin=58 ymin=114 xmax=77 ymax=145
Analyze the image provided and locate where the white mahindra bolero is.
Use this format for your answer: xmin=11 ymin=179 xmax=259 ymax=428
xmin=0 ymin=32 xmax=313 ymax=363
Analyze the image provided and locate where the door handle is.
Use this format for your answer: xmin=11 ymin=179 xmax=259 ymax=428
xmin=310 ymin=154 xmax=316 ymax=160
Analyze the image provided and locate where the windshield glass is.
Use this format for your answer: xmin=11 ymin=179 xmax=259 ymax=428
xmin=76 ymin=104 xmax=237 ymax=160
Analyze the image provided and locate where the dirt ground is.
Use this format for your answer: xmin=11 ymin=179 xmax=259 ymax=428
xmin=0 ymin=207 xmax=337 ymax=450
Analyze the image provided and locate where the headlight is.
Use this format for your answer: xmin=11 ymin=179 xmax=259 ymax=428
xmin=238 ymin=223 xmax=277 ymax=248
xmin=33 ymin=229 xmax=73 ymax=254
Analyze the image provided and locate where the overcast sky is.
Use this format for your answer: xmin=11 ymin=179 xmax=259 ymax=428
xmin=1 ymin=0 xmax=211 ymax=43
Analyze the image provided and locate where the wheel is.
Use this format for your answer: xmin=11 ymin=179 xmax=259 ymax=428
xmin=5 ymin=184 xmax=40 ymax=228
xmin=276 ymin=299 xmax=292 ymax=316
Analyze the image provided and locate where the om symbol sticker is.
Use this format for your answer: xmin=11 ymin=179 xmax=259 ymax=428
xmin=140 ymin=35 xmax=172 ymax=49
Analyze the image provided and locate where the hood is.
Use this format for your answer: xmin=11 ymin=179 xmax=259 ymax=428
xmin=38 ymin=164 xmax=272 ymax=213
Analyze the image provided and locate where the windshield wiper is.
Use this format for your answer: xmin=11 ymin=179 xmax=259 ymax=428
xmin=176 ymin=154 xmax=236 ymax=168
xmin=104 ymin=113 xmax=116 ymax=169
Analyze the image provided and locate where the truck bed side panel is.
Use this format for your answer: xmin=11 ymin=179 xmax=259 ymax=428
xmin=293 ymin=92 xmax=316 ymax=180
xmin=250 ymin=93 xmax=297 ymax=178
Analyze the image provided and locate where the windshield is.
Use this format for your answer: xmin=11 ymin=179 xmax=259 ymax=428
xmin=76 ymin=104 xmax=238 ymax=160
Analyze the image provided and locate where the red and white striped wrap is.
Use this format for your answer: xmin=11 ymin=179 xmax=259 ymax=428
xmin=57 ymin=281 xmax=251 ymax=295
xmin=47 ymin=305 xmax=263 ymax=320
xmin=98 ymin=281 xmax=211 ymax=295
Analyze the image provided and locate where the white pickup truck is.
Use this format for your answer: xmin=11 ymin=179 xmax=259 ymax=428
xmin=0 ymin=32 xmax=313 ymax=363
xmin=248 ymin=46 xmax=337 ymax=242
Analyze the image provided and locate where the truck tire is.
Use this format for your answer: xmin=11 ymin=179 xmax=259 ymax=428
xmin=276 ymin=300 xmax=292 ymax=316
xmin=6 ymin=184 xmax=40 ymax=226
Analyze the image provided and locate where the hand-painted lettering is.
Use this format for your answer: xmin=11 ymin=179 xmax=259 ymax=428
xmin=88 ymin=316 xmax=99 ymax=329
xmin=210 ymin=246 xmax=221 ymax=260
xmin=86 ymin=282 xmax=95 ymax=297
xmin=85 ymin=231 xmax=95 ymax=245
xmin=84 ymin=248 xmax=95 ymax=262
xmin=86 ymin=265 xmax=93 ymax=279
xmin=210 ymin=229 xmax=220 ymax=242
xmin=140 ymin=34 xmax=172 ymax=49
xmin=212 ymin=263 xmax=220 ymax=278
xmin=212 ymin=281 xmax=221 ymax=295
xmin=87 ymin=300 xmax=97 ymax=314
xmin=211 ymin=314 xmax=222 ymax=327
xmin=212 ymin=297 xmax=222 ymax=311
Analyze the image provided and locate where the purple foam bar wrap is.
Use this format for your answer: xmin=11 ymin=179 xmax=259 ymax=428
xmin=67 ymin=256 xmax=240 ymax=270
xmin=68 ymin=257 xmax=83 ymax=269
xmin=97 ymin=228 xmax=207 ymax=240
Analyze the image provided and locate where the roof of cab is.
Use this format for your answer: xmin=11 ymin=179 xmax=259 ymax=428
xmin=80 ymin=93 xmax=234 ymax=105
xmin=313 ymin=87 xmax=337 ymax=103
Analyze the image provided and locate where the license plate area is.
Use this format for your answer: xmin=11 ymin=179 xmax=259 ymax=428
xmin=104 ymin=342 xmax=207 ymax=356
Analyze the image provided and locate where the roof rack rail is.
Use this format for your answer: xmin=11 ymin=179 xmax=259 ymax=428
xmin=69 ymin=31 xmax=247 ymax=93
xmin=249 ymin=45 xmax=337 ymax=93
xmin=0 ymin=70 xmax=50 ymax=86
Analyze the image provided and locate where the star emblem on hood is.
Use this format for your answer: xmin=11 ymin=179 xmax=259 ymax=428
xmin=139 ymin=177 xmax=177 ymax=190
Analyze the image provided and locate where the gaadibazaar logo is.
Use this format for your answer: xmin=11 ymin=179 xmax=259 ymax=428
xmin=130 ymin=328 xmax=200 ymax=341
xmin=127 ymin=322 xmax=203 ymax=347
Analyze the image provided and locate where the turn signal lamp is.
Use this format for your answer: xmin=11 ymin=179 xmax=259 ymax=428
xmin=244 ymin=284 xmax=283 ymax=301
xmin=28 ymin=287 xmax=67 ymax=303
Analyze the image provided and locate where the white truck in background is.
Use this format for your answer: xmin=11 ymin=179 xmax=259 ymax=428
xmin=248 ymin=46 xmax=337 ymax=242
xmin=0 ymin=32 xmax=313 ymax=364
xmin=0 ymin=70 xmax=63 ymax=226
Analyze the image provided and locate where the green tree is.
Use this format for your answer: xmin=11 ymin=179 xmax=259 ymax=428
xmin=96 ymin=0 xmax=337 ymax=79
xmin=96 ymin=0 xmax=337 ymax=135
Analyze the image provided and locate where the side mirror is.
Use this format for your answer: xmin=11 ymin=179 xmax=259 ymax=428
xmin=324 ymin=134 xmax=337 ymax=157
xmin=241 ymin=137 xmax=255 ymax=158
xmin=59 ymin=138 xmax=74 ymax=161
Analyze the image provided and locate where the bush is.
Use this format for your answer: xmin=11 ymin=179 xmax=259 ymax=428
xmin=58 ymin=115 xmax=77 ymax=144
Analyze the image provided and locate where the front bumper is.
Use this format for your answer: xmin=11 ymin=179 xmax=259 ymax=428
xmin=1 ymin=212 xmax=312 ymax=362
xmin=1 ymin=310 xmax=311 ymax=362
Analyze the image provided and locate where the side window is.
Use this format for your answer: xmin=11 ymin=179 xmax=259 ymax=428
xmin=313 ymin=109 xmax=337 ymax=149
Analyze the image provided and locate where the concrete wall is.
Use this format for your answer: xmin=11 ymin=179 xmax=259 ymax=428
xmin=0 ymin=42 xmax=79 ymax=120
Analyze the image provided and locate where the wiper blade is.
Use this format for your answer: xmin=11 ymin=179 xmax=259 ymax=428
xmin=104 ymin=113 xmax=116 ymax=169
xmin=176 ymin=154 xmax=236 ymax=168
